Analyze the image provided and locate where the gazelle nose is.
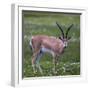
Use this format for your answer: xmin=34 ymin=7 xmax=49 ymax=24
xmin=64 ymin=42 xmax=67 ymax=48
xmin=64 ymin=46 xmax=67 ymax=48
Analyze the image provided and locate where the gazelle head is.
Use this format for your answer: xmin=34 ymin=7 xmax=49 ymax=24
xmin=56 ymin=22 xmax=73 ymax=48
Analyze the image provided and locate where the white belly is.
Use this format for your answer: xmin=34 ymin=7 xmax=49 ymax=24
xmin=41 ymin=47 xmax=54 ymax=56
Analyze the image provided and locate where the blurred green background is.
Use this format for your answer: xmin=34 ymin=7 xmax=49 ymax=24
xmin=22 ymin=11 xmax=80 ymax=77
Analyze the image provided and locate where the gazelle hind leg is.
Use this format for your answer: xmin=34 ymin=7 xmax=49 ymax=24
xmin=36 ymin=51 xmax=43 ymax=74
xmin=31 ymin=51 xmax=39 ymax=73
xmin=36 ymin=63 xmax=43 ymax=74
xmin=31 ymin=57 xmax=37 ymax=73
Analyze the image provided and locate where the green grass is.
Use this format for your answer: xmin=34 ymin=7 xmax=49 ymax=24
xmin=22 ymin=11 xmax=80 ymax=77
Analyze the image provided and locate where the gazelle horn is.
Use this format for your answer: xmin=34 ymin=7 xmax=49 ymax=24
xmin=56 ymin=22 xmax=64 ymax=38
xmin=66 ymin=24 xmax=73 ymax=38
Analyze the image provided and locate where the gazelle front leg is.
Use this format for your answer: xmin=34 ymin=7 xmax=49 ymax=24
xmin=52 ymin=54 xmax=59 ymax=74
xmin=53 ymin=58 xmax=57 ymax=74
xmin=52 ymin=53 xmax=57 ymax=74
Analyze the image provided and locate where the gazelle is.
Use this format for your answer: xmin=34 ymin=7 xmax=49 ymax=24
xmin=29 ymin=22 xmax=73 ymax=74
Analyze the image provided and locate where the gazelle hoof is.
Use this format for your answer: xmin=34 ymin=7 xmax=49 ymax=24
xmin=33 ymin=70 xmax=37 ymax=74
xmin=54 ymin=71 xmax=57 ymax=74
xmin=52 ymin=68 xmax=57 ymax=74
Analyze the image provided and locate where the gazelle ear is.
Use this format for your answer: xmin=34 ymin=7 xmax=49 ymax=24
xmin=59 ymin=36 xmax=63 ymax=40
xmin=67 ymin=37 xmax=71 ymax=40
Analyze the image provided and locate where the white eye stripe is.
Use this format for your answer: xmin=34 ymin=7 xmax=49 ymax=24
xmin=64 ymin=42 xmax=68 ymax=47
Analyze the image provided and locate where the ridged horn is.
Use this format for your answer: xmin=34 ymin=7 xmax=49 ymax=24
xmin=56 ymin=22 xmax=64 ymax=38
xmin=66 ymin=24 xmax=73 ymax=38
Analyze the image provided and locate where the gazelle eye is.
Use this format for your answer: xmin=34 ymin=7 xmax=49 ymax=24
xmin=68 ymin=37 xmax=71 ymax=40
xmin=59 ymin=36 xmax=63 ymax=40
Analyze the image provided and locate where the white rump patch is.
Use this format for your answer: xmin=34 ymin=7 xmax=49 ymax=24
xmin=29 ymin=36 xmax=34 ymax=51
xmin=29 ymin=37 xmax=32 ymax=46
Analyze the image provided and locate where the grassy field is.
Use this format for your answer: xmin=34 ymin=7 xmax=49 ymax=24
xmin=22 ymin=11 xmax=80 ymax=77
